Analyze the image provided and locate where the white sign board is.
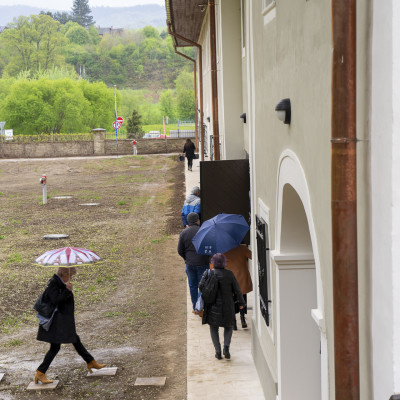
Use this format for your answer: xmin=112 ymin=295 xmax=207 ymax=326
xmin=4 ymin=129 xmax=13 ymax=140
xmin=0 ymin=121 xmax=5 ymax=131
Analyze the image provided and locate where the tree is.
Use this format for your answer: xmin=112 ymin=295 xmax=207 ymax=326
xmin=0 ymin=77 xmax=115 ymax=134
xmin=0 ymin=15 xmax=67 ymax=76
xmin=159 ymin=89 xmax=176 ymax=120
xmin=40 ymin=10 xmax=73 ymax=24
xmin=126 ymin=109 xmax=144 ymax=138
xmin=65 ymin=23 xmax=91 ymax=45
xmin=71 ymin=0 xmax=94 ymax=28
xmin=175 ymin=71 xmax=195 ymax=120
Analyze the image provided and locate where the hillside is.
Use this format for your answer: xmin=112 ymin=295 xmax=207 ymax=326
xmin=0 ymin=4 xmax=166 ymax=28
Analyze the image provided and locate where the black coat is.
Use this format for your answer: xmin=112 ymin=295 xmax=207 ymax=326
xmin=183 ymin=142 xmax=195 ymax=159
xmin=200 ymin=268 xmax=244 ymax=327
xmin=37 ymin=274 xmax=78 ymax=344
xmin=177 ymin=224 xmax=210 ymax=266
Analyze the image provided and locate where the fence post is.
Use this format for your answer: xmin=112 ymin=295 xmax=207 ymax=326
xmin=92 ymin=128 xmax=106 ymax=155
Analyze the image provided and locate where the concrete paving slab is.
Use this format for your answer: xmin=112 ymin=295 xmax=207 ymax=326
xmin=42 ymin=234 xmax=69 ymax=240
xmin=86 ymin=367 xmax=117 ymax=377
xmin=27 ymin=380 xmax=59 ymax=390
xmin=134 ymin=377 xmax=166 ymax=386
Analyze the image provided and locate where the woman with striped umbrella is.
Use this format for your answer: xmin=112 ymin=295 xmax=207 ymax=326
xmin=33 ymin=247 xmax=106 ymax=385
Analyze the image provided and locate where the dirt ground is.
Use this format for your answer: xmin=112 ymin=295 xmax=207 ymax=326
xmin=0 ymin=155 xmax=187 ymax=400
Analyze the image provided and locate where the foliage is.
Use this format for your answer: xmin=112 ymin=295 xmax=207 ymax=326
xmin=71 ymin=0 xmax=94 ymax=28
xmin=65 ymin=23 xmax=91 ymax=45
xmin=0 ymin=77 xmax=114 ymax=134
xmin=126 ymin=109 xmax=144 ymax=138
xmin=175 ymin=71 xmax=195 ymax=120
xmin=0 ymin=15 xmax=67 ymax=76
xmin=40 ymin=10 xmax=73 ymax=25
xmin=159 ymin=89 xmax=176 ymax=120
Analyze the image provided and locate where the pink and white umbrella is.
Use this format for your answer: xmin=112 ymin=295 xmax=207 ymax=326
xmin=35 ymin=247 xmax=101 ymax=267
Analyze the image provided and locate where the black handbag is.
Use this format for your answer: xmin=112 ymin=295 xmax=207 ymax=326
xmin=34 ymin=291 xmax=55 ymax=318
xmin=194 ymin=154 xmax=199 ymax=159
xmin=233 ymin=293 xmax=240 ymax=314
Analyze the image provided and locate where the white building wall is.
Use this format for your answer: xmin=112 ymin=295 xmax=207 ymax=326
xmin=371 ymin=0 xmax=400 ymax=398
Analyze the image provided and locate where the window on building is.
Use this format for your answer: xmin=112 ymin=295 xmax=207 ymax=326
xmin=256 ymin=215 xmax=271 ymax=326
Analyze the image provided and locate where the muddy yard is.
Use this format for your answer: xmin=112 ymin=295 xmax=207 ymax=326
xmin=0 ymin=155 xmax=187 ymax=400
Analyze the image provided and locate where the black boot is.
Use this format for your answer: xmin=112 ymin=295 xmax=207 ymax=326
xmin=240 ymin=313 xmax=247 ymax=328
xmin=233 ymin=318 xmax=238 ymax=331
xmin=223 ymin=346 xmax=230 ymax=359
xmin=215 ymin=351 xmax=222 ymax=360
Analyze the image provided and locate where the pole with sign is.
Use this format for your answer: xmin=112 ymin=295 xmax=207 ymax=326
xmin=114 ymin=85 xmax=118 ymax=149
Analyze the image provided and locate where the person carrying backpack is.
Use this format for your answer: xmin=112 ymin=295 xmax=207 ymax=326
xmin=199 ymin=253 xmax=244 ymax=360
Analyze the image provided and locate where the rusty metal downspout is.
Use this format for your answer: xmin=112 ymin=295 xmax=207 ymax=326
xmin=208 ymin=0 xmax=220 ymax=160
xmin=167 ymin=23 xmax=205 ymax=161
xmin=331 ymin=0 xmax=359 ymax=399
xmin=173 ymin=48 xmax=199 ymax=152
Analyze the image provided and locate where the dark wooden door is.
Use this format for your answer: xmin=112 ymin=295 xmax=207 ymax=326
xmin=200 ymin=159 xmax=250 ymax=244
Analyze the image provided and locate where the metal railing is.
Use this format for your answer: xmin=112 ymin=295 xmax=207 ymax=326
xmin=169 ymin=130 xmax=195 ymax=138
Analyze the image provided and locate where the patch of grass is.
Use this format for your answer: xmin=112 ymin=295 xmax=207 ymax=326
xmin=0 ymin=192 xmax=3 ymax=196
xmin=3 ymin=339 xmax=22 ymax=347
xmin=0 ymin=235 xmax=4 ymax=240
xmin=10 ymin=219 xmax=21 ymax=224
xmin=7 ymin=253 xmax=22 ymax=263
xmin=104 ymin=311 xmax=122 ymax=317
xmin=1 ymin=316 xmax=20 ymax=334
xmin=118 ymin=201 xmax=127 ymax=206
xmin=151 ymin=234 xmax=170 ymax=244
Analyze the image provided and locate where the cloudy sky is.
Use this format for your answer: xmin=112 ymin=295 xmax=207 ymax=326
xmin=0 ymin=0 xmax=165 ymax=9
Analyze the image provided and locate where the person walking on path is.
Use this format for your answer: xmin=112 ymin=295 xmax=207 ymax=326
xmin=177 ymin=212 xmax=210 ymax=313
xmin=182 ymin=138 xmax=196 ymax=171
xmin=200 ymin=253 xmax=244 ymax=360
xmin=181 ymin=186 xmax=201 ymax=227
xmin=35 ymin=267 xmax=106 ymax=384
xmin=224 ymin=244 xmax=252 ymax=329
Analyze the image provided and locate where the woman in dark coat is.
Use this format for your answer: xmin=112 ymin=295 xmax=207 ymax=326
xmin=199 ymin=253 xmax=245 ymax=360
xmin=35 ymin=267 xmax=106 ymax=384
xmin=182 ymin=138 xmax=196 ymax=171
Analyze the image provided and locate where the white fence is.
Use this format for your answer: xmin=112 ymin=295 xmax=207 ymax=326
xmin=169 ymin=130 xmax=195 ymax=138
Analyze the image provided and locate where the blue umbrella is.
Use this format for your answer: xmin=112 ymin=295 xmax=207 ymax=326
xmin=192 ymin=213 xmax=249 ymax=255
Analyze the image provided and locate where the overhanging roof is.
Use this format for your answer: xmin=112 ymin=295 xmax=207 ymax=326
xmin=165 ymin=0 xmax=207 ymax=47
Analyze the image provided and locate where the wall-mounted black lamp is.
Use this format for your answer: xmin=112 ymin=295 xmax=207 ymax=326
xmin=240 ymin=113 xmax=246 ymax=123
xmin=207 ymin=116 xmax=211 ymax=122
xmin=275 ymin=98 xmax=291 ymax=124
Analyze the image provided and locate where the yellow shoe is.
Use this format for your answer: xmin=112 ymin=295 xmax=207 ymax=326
xmin=34 ymin=370 xmax=53 ymax=384
xmin=87 ymin=359 xmax=106 ymax=373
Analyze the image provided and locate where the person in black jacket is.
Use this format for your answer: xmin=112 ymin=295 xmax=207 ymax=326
xmin=177 ymin=212 xmax=210 ymax=313
xmin=35 ymin=267 xmax=106 ymax=384
xmin=182 ymin=138 xmax=196 ymax=171
xmin=199 ymin=253 xmax=244 ymax=360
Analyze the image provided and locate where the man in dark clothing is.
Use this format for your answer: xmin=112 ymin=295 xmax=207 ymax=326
xmin=177 ymin=212 xmax=210 ymax=312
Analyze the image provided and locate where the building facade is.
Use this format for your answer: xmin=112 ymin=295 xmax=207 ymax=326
xmin=166 ymin=0 xmax=399 ymax=398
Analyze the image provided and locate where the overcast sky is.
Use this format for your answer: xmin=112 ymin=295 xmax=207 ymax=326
xmin=0 ymin=0 xmax=165 ymax=10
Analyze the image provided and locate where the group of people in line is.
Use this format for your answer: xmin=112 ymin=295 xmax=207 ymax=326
xmin=178 ymin=186 xmax=253 ymax=360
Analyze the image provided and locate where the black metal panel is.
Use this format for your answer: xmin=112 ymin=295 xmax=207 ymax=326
xmin=200 ymin=159 xmax=250 ymax=244
xmin=256 ymin=215 xmax=270 ymax=326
